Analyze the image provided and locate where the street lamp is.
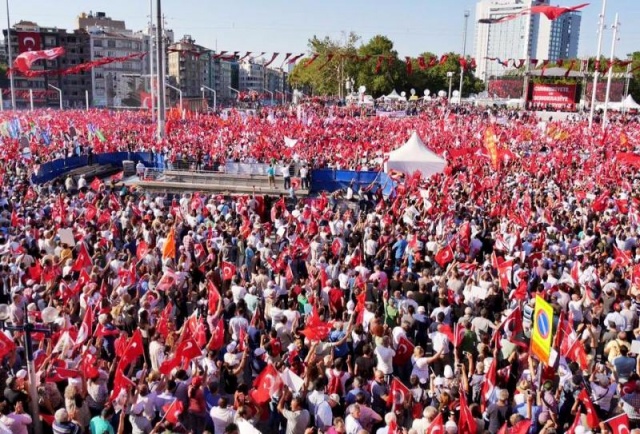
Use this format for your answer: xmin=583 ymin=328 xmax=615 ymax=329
xmin=48 ymin=84 xmax=62 ymax=110
xmin=0 ymin=304 xmax=59 ymax=434
xmin=459 ymin=10 xmax=470 ymax=104
xmin=5 ymin=0 xmax=15 ymax=109
xmin=165 ymin=83 xmax=183 ymax=115
xmin=263 ymin=88 xmax=274 ymax=105
xmin=447 ymin=72 xmax=454 ymax=101
xmin=201 ymin=85 xmax=217 ymax=111
xmin=229 ymin=86 xmax=240 ymax=100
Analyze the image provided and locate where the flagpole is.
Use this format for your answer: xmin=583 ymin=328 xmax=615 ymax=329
xmin=5 ymin=0 xmax=15 ymax=110
xmin=602 ymin=13 xmax=619 ymax=132
xmin=589 ymin=0 xmax=607 ymax=129
xmin=156 ymin=0 xmax=166 ymax=138
xmin=458 ymin=10 xmax=470 ymax=104
xmin=148 ymin=0 xmax=155 ymax=124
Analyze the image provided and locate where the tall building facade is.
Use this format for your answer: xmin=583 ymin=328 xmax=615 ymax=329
xmin=167 ymin=35 xmax=208 ymax=98
xmin=474 ymin=0 xmax=581 ymax=80
xmin=3 ymin=20 xmax=91 ymax=108
xmin=77 ymin=12 xmax=145 ymax=107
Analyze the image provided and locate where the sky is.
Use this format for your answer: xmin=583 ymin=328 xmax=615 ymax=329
xmin=7 ymin=0 xmax=640 ymax=60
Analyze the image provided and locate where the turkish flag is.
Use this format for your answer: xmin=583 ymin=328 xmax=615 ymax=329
xmin=136 ymin=241 xmax=149 ymax=261
xmin=578 ymin=388 xmax=600 ymax=428
xmin=162 ymin=400 xmax=184 ymax=425
xmin=72 ymin=243 xmax=93 ymax=272
xmin=458 ymin=392 xmax=477 ymax=434
xmin=109 ymin=369 xmax=135 ymax=402
xmin=510 ymin=420 xmax=532 ymax=434
xmin=85 ymin=203 xmax=97 ymax=221
xmin=156 ymin=270 xmax=178 ymax=292
xmin=0 ymin=332 xmax=16 ymax=360
xmin=613 ymin=246 xmax=631 ymax=269
xmin=221 ymin=261 xmax=236 ymax=281
xmin=332 ymin=238 xmax=343 ymax=257
xmin=13 ymin=46 xmax=64 ymax=73
xmin=208 ymin=319 xmax=225 ymax=351
xmin=252 ymin=364 xmax=281 ymax=404
xmin=393 ymin=336 xmax=415 ymax=366
xmin=97 ymin=209 xmax=111 ymax=226
xmin=632 ymin=265 xmax=640 ymax=288
xmin=111 ymin=171 xmax=124 ymax=182
xmin=426 ymin=413 xmax=444 ymax=434
xmin=438 ymin=324 xmax=455 ymax=343
xmin=497 ymin=260 xmax=513 ymax=291
xmin=208 ymin=280 xmax=221 ymax=313
xmin=74 ymin=306 xmax=93 ymax=347
xmin=159 ymin=356 xmax=182 ymax=376
xmin=17 ymin=32 xmax=42 ymax=53
xmin=175 ymin=337 xmax=202 ymax=362
xmin=117 ymin=329 xmax=144 ymax=372
xmin=566 ymin=408 xmax=581 ymax=434
xmin=387 ymin=377 xmax=411 ymax=407
xmin=604 ymin=413 xmax=630 ymax=434
xmin=434 ymin=245 xmax=454 ymax=268
xmin=156 ymin=302 xmax=173 ymax=338
xmin=89 ymin=177 xmax=103 ymax=192
xmin=481 ymin=358 xmax=497 ymax=410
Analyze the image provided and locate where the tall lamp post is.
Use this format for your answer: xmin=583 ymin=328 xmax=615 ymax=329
xmin=229 ymin=86 xmax=240 ymax=102
xmin=447 ymin=72 xmax=454 ymax=101
xmin=263 ymin=88 xmax=274 ymax=106
xmin=458 ymin=10 xmax=470 ymax=104
xmin=165 ymin=83 xmax=183 ymax=116
xmin=5 ymin=0 xmax=15 ymax=109
xmin=0 ymin=305 xmax=59 ymax=434
xmin=48 ymin=84 xmax=62 ymax=110
xmin=201 ymin=85 xmax=217 ymax=111
xmin=589 ymin=0 xmax=608 ymax=129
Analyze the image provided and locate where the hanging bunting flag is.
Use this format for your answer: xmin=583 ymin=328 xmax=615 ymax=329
xmin=238 ymin=52 xmax=252 ymax=62
xmin=12 ymin=47 xmax=65 ymax=74
xmin=374 ymin=56 xmax=383 ymax=74
xmin=212 ymin=51 xmax=228 ymax=60
xmin=304 ymin=53 xmax=320 ymax=67
xmin=281 ymin=53 xmax=292 ymax=64
xmin=405 ymin=56 xmax=413 ymax=75
xmin=556 ymin=59 xmax=564 ymax=68
xmin=564 ymin=59 xmax=576 ymax=78
xmin=470 ymin=58 xmax=476 ymax=69
xmin=427 ymin=56 xmax=438 ymax=68
xmin=459 ymin=57 xmax=467 ymax=69
xmin=317 ymin=53 xmax=335 ymax=71
xmin=541 ymin=59 xmax=550 ymax=76
xmin=516 ymin=59 xmax=526 ymax=69
xmin=288 ymin=53 xmax=305 ymax=64
xmin=530 ymin=58 xmax=539 ymax=67
xmin=439 ymin=54 xmax=449 ymax=65
xmin=263 ymin=52 xmax=279 ymax=67
xmin=418 ymin=56 xmax=427 ymax=70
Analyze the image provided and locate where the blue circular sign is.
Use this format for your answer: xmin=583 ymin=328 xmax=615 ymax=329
xmin=536 ymin=310 xmax=551 ymax=339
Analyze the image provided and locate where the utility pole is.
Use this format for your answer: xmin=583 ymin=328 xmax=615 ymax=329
xmin=156 ymin=0 xmax=166 ymax=138
xmin=602 ymin=13 xmax=619 ymax=131
xmin=148 ymin=0 xmax=155 ymax=123
xmin=458 ymin=10 xmax=470 ymax=103
xmin=6 ymin=0 xmax=15 ymax=109
xmin=589 ymin=0 xmax=607 ymax=129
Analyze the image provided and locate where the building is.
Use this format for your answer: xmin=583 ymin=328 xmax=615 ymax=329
xmin=238 ymin=61 xmax=264 ymax=93
xmin=77 ymin=12 xmax=145 ymax=107
xmin=474 ymin=0 xmax=581 ymax=80
xmin=3 ymin=20 xmax=91 ymax=108
xmin=167 ymin=35 xmax=208 ymax=99
xmin=536 ymin=11 xmax=580 ymax=61
xmin=266 ymin=67 xmax=289 ymax=103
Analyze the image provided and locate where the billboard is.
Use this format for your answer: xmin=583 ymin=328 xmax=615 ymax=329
xmin=531 ymin=84 xmax=577 ymax=107
xmin=17 ymin=32 xmax=42 ymax=53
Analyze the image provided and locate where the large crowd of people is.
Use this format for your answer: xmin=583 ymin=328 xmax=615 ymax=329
xmin=0 ymin=102 xmax=639 ymax=434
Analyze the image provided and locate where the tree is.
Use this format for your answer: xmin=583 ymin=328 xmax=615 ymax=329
xmin=288 ymin=32 xmax=359 ymax=96
xmin=354 ymin=35 xmax=404 ymax=96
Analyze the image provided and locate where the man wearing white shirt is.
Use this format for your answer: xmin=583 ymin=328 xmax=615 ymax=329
xmin=209 ymin=397 xmax=236 ymax=434
xmin=345 ymin=404 xmax=363 ymax=434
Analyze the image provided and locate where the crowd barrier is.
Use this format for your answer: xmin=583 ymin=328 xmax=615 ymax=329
xmin=31 ymin=154 xmax=396 ymax=198
xmin=32 ymin=152 xmax=163 ymax=184
xmin=310 ymin=169 xmax=396 ymax=197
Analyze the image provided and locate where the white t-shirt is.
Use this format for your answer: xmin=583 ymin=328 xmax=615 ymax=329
xmin=210 ymin=406 xmax=236 ymax=434
xmin=374 ymin=345 xmax=396 ymax=375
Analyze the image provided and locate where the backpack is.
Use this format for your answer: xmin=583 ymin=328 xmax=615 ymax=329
xmin=327 ymin=371 xmax=345 ymax=396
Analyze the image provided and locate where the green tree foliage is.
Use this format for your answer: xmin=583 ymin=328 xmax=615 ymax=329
xmin=289 ymin=33 xmax=485 ymax=98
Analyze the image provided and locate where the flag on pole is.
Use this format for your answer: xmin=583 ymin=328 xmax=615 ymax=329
xmin=531 ymin=294 xmax=554 ymax=365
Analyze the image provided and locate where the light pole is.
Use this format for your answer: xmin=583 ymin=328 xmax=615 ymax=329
xmin=48 ymin=83 xmax=62 ymax=110
xmin=263 ymin=88 xmax=274 ymax=105
xmin=589 ymin=0 xmax=607 ymax=129
xmin=447 ymin=72 xmax=454 ymax=101
xmin=148 ymin=0 xmax=155 ymax=124
xmin=5 ymin=0 xmax=15 ymax=109
xmin=0 ymin=305 xmax=59 ymax=434
xmin=156 ymin=0 xmax=166 ymax=138
xmin=201 ymin=85 xmax=216 ymax=111
xmin=229 ymin=86 xmax=240 ymax=101
xmin=459 ymin=10 xmax=470 ymax=104
xmin=602 ymin=13 xmax=619 ymax=131
xmin=165 ymin=83 xmax=183 ymax=114
xmin=29 ymin=89 xmax=33 ymax=111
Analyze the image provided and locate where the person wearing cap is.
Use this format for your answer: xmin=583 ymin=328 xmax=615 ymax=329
xmin=315 ymin=393 xmax=340 ymax=432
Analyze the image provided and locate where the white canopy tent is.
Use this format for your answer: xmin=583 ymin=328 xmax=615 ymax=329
xmin=384 ymin=90 xmax=407 ymax=102
xmin=596 ymin=94 xmax=640 ymax=111
xmin=385 ymin=132 xmax=446 ymax=177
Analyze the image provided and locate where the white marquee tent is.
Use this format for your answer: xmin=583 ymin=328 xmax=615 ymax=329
xmin=385 ymin=132 xmax=446 ymax=177
xmin=596 ymin=94 xmax=640 ymax=111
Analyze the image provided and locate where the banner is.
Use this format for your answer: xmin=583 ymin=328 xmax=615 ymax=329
xmin=11 ymin=52 xmax=146 ymax=77
xmin=531 ymin=84 xmax=577 ymax=107
xmin=531 ymin=294 xmax=553 ymax=364
xmin=13 ymin=47 xmax=65 ymax=74
xmin=18 ymin=32 xmax=42 ymax=53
